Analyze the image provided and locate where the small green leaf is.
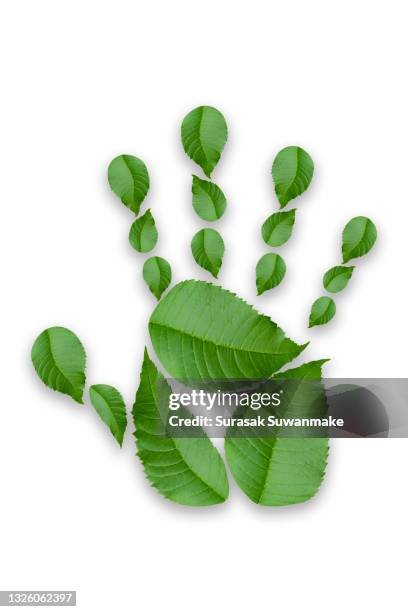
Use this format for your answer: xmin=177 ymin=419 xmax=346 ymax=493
xmin=191 ymin=175 xmax=227 ymax=221
xmin=31 ymin=327 xmax=86 ymax=403
xmin=309 ymin=296 xmax=336 ymax=328
xmin=129 ymin=209 xmax=158 ymax=253
xmin=256 ymin=253 xmax=286 ymax=295
xmin=342 ymin=216 xmax=377 ymax=263
xmin=143 ymin=256 xmax=172 ymax=300
xmin=108 ymin=154 xmax=150 ymax=215
xmin=261 ymin=210 xmax=296 ymax=247
xmin=89 ymin=384 xmax=127 ymax=446
xmin=149 ymin=280 xmax=306 ymax=381
xmin=133 ymin=349 xmax=229 ymax=506
xmin=323 ymin=265 xmax=354 ymax=293
xmin=272 ymin=146 xmax=314 ymax=208
xmin=181 ymin=106 xmax=228 ymax=178
xmin=191 ymin=228 xmax=224 ymax=278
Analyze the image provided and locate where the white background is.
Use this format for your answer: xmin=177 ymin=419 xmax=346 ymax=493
xmin=1 ymin=1 xmax=407 ymax=610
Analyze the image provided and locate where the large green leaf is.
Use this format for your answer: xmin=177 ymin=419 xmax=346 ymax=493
xmin=192 ymin=175 xmax=227 ymax=221
xmin=191 ymin=228 xmax=224 ymax=278
xmin=31 ymin=327 xmax=86 ymax=403
xmin=129 ymin=209 xmax=158 ymax=253
xmin=149 ymin=280 xmax=306 ymax=381
xmin=309 ymin=296 xmax=336 ymax=328
xmin=256 ymin=253 xmax=286 ymax=295
xmin=89 ymin=384 xmax=127 ymax=446
xmin=272 ymin=146 xmax=314 ymax=208
xmin=132 ymin=350 xmax=229 ymax=506
xmin=181 ymin=106 xmax=228 ymax=178
xmin=225 ymin=360 xmax=329 ymax=506
xmin=342 ymin=216 xmax=377 ymax=263
xmin=261 ymin=210 xmax=296 ymax=247
xmin=143 ymin=256 xmax=172 ymax=300
xmin=323 ymin=265 xmax=354 ymax=293
xmin=108 ymin=154 xmax=150 ymax=215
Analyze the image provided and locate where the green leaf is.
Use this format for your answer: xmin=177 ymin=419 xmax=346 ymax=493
xmin=149 ymin=280 xmax=306 ymax=381
xmin=191 ymin=228 xmax=224 ymax=278
xmin=261 ymin=210 xmax=296 ymax=247
xmin=31 ymin=327 xmax=86 ymax=403
xmin=129 ymin=209 xmax=158 ymax=253
xmin=256 ymin=253 xmax=286 ymax=295
xmin=108 ymin=154 xmax=150 ymax=215
xmin=272 ymin=146 xmax=314 ymax=208
xmin=89 ymin=384 xmax=127 ymax=446
xmin=143 ymin=256 xmax=172 ymax=300
xmin=323 ymin=265 xmax=354 ymax=293
xmin=342 ymin=216 xmax=377 ymax=263
xmin=225 ymin=360 xmax=329 ymax=506
xmin=309 ymin=296 xmax=336 ymax=328
xmin=132 ymin=350 xmax=229 ymax=506
xmin=181 ymin=106 xmax=228 ymax=178
xmin=191 ymin=175 xmax=227 ymax=221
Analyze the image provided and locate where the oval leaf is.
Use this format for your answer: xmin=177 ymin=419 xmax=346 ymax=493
xmin=181 ymin=106 xmax=228 ymax=178
xmin=31 ymin=327 xmax=86 ymax=403
xmin=256 ymin=253 xmax=286 ymax=295
xmin=149 ymin=280 xmax=306 ymax=381
xmin=225 ymin=360 xmax=329 ymax=506
xmin=261 ymin=210 xmax=296 ymax=247
xmin=272 ymin=146 xmax=314 ymax=208
xmin=192 ymin=175 xmax=227 ymax=221
xmin=129 ymin=209 xmax=158 ymax=253
xmin=191 ymin=228 xmax=224 ymax=278
xmin=342 ymin=216 xmax=377 ymax=263
xmin=309 ymin=296 xmax=336 ymax=328
xmin=133 ymin=349 xmax=229 ymax=506
xmin=143 ymin=256 xmax=172 ymax=300
xmin=323 ymin=265 xmax=354 ymax=293
xmin=108 ymin=154 xmax=150 ymax=215
xmin=89 ymin=384 xmax=127 ymax=446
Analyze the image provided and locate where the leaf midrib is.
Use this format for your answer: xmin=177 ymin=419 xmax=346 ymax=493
xmin=257 ymin=370 xmax=312 ymax=504
xmin=149 ymin=321 xmax=300 ymax=358
xmin=281 ymin=146 xmax=300 ymax=202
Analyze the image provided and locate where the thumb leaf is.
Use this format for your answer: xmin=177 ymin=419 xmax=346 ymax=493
xmin=31 ymin=326 xmax=86 ymax=404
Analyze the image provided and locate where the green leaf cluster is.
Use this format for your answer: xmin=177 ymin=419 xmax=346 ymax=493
xmin=108 ymin=153 xmax=172 ymax=300
xmin=182 ymin=106 xmax=228 ymax=277
xmin=309 ymin=216 xmax=377 ymax=328
xmin=258 ymin=147 xmax=313 ymax=294
xmin=130 ymin=282 xmax=330 ymax=506
xmin=32 ymin=327 xmax=128 ymax=446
